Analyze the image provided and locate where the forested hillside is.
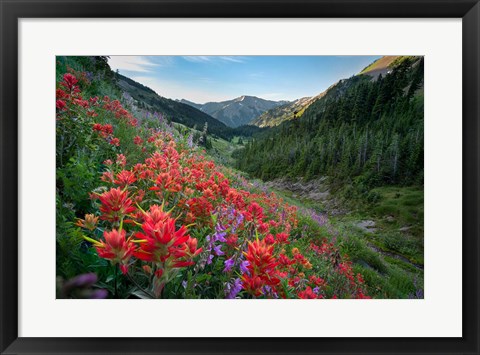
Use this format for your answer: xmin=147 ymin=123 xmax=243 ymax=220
xmin=236 ymin=57 xmax=424 ymax=188
xmin=117 ymin=73 xmax=262 ymax=140
xmin=250 ymin=96 xmax=316 ymax=128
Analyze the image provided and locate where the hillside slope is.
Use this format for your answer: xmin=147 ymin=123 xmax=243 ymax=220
xmin=360 ymin=55 xmax=402 ymax=79
xmin=117 ymin=74 xmax=236 ymax=140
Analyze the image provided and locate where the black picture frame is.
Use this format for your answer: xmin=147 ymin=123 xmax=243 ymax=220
xmin=1 ymin=1 xmax=479 ymax=354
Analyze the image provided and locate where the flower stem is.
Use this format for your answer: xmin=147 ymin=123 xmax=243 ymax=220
xmin=114 ymin=264 xmax=118 ymax=298
xmin=126 ymin=272 xmax=156 ymax=299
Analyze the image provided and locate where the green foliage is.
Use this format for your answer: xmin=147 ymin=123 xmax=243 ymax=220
xmin=339 ymin=234 xmax=388 ymax=274
xmin=331 ymin=217 xmax=423 ymax=298
xmin=56 ymin=56 xmax=145 ymax=281
xmin=235 ymin=57 xmax=424 ymax=189
xmin=368 ymin=186 xmax=424 ymax=237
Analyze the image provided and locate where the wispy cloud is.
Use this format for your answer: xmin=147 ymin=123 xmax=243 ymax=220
xmin=220 ymin=56 xmax=245 ymax=63
xmin=182 ymin=56 xmax=212 ymax=63
xmin=182 ymin=56 xmax=245 ymax=64
xmin=108 ymin=56 xmax=159 ymax=73
xmin=130 ymin=75 xmax=230 ymax=103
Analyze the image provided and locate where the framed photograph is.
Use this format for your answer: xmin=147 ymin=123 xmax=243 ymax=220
xmin=1 ymin=0 xmax=478 ymax=354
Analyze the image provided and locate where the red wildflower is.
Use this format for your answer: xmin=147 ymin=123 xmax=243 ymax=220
xmin=98 ymin=187 xmax=135 ymax=222
xmin=115 ymin=170 xmax=137 ymax=187
xmin=309 ymin=275 xmax=325 ymax=287
xmin=242 ymin=239 xmax=280 ymax=296
xmin=276 ymin=232 xmax=289 ymax=244
xmin=75 ymin=214 xmax=99 ymax=231
xmin=95 ymin=229 xmax=135 ymax=274
xmin=56 ymin=100 xmax=66 ymax=110
xmin=116 ymin=154 xmax=127 ymax=167
xmin=185 ymin=236 xmax=202 ymax=257
xmin=102 ymin=124 xmax=113 ymax=135
xmin=298 ymin=286 xmax=322 ymax=299
xmin=226 ymin=234 xmax=238 ymax=247
xmin=153 ymin=172 xmax=182 ymax=193
xmin=109 ymin=137 xmax=120 ymax=146
xmin=87 ymin=111 xmax=98 ymax=118
xmin=264 ymin=234 xmax=275 ymax=245
xmin=134 ymin=215 xmax=192 ymax=264
xmin=56 ymin=88 xmax=68 ymax=99
xmin=101 ymin=171 xmax=114 ymax=183
xmin=241 ymin=274 xmax=264 ymax=297
xmin=62 ymin=73 xmax=78 ymax=91
xmin=142 ymin=204 xmax=169 ymax=225
xmin=244 ymin=239 xmax=278 ymax=271
xmin=247 ymin=202 xmax=264 ymax=221
xmin=134 ymin=189 xmax=145 ymax=203
xmin=73 ymin=98 xmax=89 ymax=108
xmin=257 ymin=222 xmax=269 ymax=234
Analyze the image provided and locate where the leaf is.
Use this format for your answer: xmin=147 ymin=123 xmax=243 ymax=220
xmin=131 ymin=289 xmax=153 ymax=299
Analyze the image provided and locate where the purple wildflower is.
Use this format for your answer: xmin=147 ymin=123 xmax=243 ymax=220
xmin=214 ymin=231 xmax=227 ymax=243
xmin=225 ymin=278 xmax=243 ymax=299
xmin=213 ymin=244 xmax=224 ymax=256
xmin=187 ymin=134 xmax=194 ymax=148
xmin=206 ymin=254 xmax=214 ymax=265
xmin=63 ymin=273 xmax=97 ymax=289
xmin=236 ymin=213 xmax=244 ymax=226
xmin=262 ymin=285 xmax=279 ymax=299
xmin=214 ymin=223 xmax=227 ymax=242
xmin=61 ymin=273 xmax=108 ymax=299
xmin=224 ymin=257 xmax=235 ymax=272
xmin=85 ymin=71 xmax=94 ymax=82
xmin=239 ymin=260 xmax=250 ymax=274
xmin=89 ymin=289 xmax=108 ymax=299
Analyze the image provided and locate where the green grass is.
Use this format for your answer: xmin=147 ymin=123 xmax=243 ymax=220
xmin=270 ymin=183 xmax=424 ymax=298
xmin=333 ymin=220 xmax=423 ymax=298
xmin=369 ymin=186 xmax=424 ymax=238
xmin=208 ymin=136 xmax=246 ymax=167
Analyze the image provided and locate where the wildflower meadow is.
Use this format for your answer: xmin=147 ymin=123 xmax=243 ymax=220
xmin=56 ymin=57 xmax=371 ymax=299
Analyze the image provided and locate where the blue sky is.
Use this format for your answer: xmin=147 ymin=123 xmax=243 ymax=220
xmin=108 ymin=56 xmax=381 ymax=104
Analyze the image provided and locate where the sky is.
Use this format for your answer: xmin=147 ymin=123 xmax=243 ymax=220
xmin=108 ymin=55 xmax=381 ymax=104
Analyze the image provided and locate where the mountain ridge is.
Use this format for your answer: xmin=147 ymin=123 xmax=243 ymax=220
xmin=249 ymin=56 xmax=418 ymax=128
xmin=179 ymin=95 xmax=288 ymax=128
xmin=116 ymin=74 xmax=264 ymax=140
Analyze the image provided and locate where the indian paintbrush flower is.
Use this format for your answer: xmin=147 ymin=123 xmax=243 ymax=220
xmin=94 ymin=229 xmax=135 ymax=274
xmin=76 ymin=213 xmax=99 ymax=231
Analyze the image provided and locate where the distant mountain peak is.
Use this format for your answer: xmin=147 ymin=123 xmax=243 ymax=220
xmin=180 ymin=95 xmax=289 ymax=128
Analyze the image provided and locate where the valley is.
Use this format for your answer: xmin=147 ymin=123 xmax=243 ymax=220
xmin=56 ymin=55 xmax=423 ymax=299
